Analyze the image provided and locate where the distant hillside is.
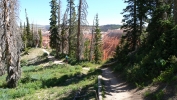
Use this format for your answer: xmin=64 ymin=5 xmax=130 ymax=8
xmin=100 ymin=24 xmax=122 ymax=32
xmin=34 ymin=24 xmax=122 ymax=33
xmin=84 ymin=29 xmax=124 ymax=60
xmin=29 ymin=24 xmax=50 ymax=31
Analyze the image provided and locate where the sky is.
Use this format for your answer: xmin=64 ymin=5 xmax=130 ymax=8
xmin=19 ymin=0 xmax=127 ymax=25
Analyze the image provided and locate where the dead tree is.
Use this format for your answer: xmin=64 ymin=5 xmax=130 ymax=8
xmin=33 ymin=24 xmax=40 ymax=48
xmin=77 ymin=0 xmax=88 ymax=61
xmin=61 ymin=8 xmax=69 ymax=54
xmin=0 ymin=0 xmax=22 ymax=88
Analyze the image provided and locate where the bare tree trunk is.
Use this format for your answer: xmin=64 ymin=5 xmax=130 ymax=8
xmin=1 ymin=0 xmax=22 ymax=88
xmin=80 ymin=28 xmax=84 ymax=60
xmin=77 ymin=0 xmax=82 ymax=61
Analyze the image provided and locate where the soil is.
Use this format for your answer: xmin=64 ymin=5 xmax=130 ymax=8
xmin=101 ymin=67 xmax=177 ymax=100
xmin=101 ymin=67 xmax=143 ymax=100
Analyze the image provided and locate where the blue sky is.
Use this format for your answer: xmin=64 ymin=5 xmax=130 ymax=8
xmin=19 ymin=0 xmax=126 ymax=25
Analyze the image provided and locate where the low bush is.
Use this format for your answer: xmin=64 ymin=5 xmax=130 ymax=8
xmin=50 ymin=50 xmax=56 ymax=56
xmin=42 ymin=52 xmax=48 ymax=57
xmin=20 ymin=60 xmax=28 ymax=67
xmin=68 ymin=58 xmax=78 ymax=65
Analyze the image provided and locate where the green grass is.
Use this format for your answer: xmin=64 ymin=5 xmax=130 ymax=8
xmin=0 ymin=63 xmax=101 ymax=100
xmin=0 ymin=48 xmax=101 ymax=99
xmin=21 ymin=48 xmax=44 ymax=61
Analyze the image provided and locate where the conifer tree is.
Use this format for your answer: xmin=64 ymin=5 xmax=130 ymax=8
xmin=49 ymin=0 xmax=59 ymax=57
xmin=25 ymin=9 xmax=32 ymax=47
xmin=84 ymin=39 xmax=90 ymax=60
xmin=38 ymin=29 xmax=42 ymax=48
xmin=114 ymin=0 xmax=177 ymax=84
xmin=22 ymin=22 xmax=27 ymax=50
xmin=121 ymin=0 xmax=138 ymax=51
xmin=67 ymin=0 xmax=76 ymax=56
xmin=89 ymin=17 xmax=95 ymax=61
xmin=174 ymin=0 xmax=177 ymax=24
xmin=58 ymin=0 xmax=61 ymax=52
xmin=31 ymin=24 xmax=34 ymax=47
xmin=94 ymin=14 xmax=102 ymax=63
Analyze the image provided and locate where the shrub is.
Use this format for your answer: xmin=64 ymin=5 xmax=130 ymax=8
xmin=42 ymin=52 xmax=48 ymax=57
xmin=68 ymin=58 xmax=77 ymax=65
xmin=21 ymin=60 xmax=28 ymax=67
xmin=24 ymin=48 xmax=29 ymax=55
xmin=50 ymin=50 xmax=56 ymax=56
xmin=21 ymin=73 xmax=32 ymax=83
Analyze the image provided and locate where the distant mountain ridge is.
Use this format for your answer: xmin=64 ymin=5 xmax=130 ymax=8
xmin=100 ymin=24 xmax=122 ymax=32
xmin=35 ymin=24 xmax=122 ymax=32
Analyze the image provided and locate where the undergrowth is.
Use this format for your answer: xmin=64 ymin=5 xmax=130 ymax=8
xmin=0 ymin=63 xmax=101 ymax=99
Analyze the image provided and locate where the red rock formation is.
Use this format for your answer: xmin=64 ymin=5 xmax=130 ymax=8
xmin=84 ymin=29 xmax=123 ymax=61
xmin=42 ymin=31 xmax=50 ymax=48
xmin=41 ymin=29 xmax=123 ymax=60
xmin=102 ymin=29 xmax=123 ymax=60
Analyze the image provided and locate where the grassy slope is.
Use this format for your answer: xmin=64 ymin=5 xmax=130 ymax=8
xmin=21 ymin=48 xmax=44 ymax=61
xmin=0 ymin=48 xmax=101 ymax=100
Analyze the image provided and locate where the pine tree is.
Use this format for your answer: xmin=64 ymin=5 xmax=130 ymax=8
xmin=38 ymin=29 xmax=42 ymax=48
xmin=113 ymin=0 xmax=176 ymax=83
xmin=94 ymin=14 xmax=102 ymax=63
xmin=25 ymin=9 xmax=32 ymax=47
xmin=174 ymin=0 xmax=177 ymax=24
xmin=89 ymin=17 xmax=95 ymax=61
xmin=146 ymin=0 xmax=169 ymax=45
xmin=67 ymin=0 xmax=76 ymax=56
xmin=84 ymin=39 xmax=90 ymax=60
xmin=49 ymin=0 xmax=59 ymax=57
xmin=58 ymin=0 xmax=61 ymax=52
xmin=70 ymin=14 xmax=77 ymax=59
xmin=22 ymin=22 xmax=27 ymax=50
xmin=31 ymin=24 xmax=34 ymax=47
xmin=121 ymin=0 xmax=138 ymax=51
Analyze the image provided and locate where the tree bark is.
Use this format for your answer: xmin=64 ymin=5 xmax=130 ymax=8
xmin=2 ymin=0 xmax=22 ymax=88
xmin=77 ymin=0 xmax=82 ymax=61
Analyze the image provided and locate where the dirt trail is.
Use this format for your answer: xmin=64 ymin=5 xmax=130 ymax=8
xmin=42 ymin=49 xmax=65 ymax=65
xmin=42 ymin=49 xmax=50 ymax=55
xmin=101 ymin=67 xmax=143 ymax=100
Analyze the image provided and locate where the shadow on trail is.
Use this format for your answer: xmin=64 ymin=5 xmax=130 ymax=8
xmin=101 ymin=61 xmax=177 ymax=100
xmin=100 ymin=62 xmax=142 ymax=99
xmin=101 ymin=66 xmax=136 ymax=92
